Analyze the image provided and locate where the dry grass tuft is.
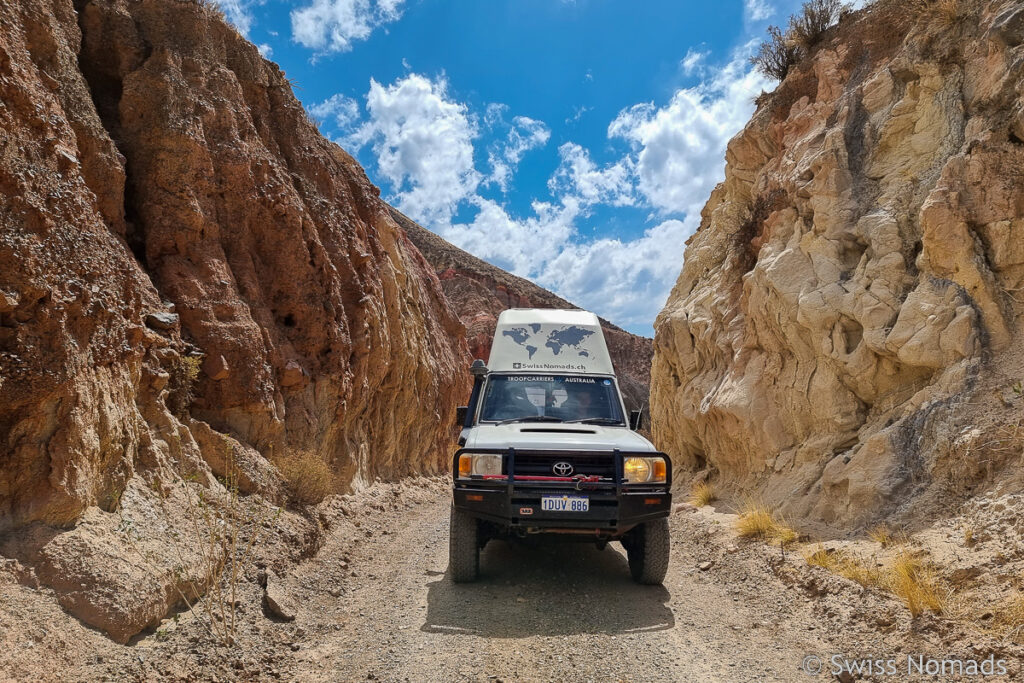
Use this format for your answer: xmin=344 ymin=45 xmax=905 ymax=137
xmin=907 ymin=0 xmax=963 ymax=25
xmin=804 ymin=544 xmax=882 ymax=587
xmin=276 ymin=452 xmax=337 ymax=506
xmin=690 ymin=481 xmax=717 ymax=507
xmin=804 ymin=544 xmax=840 ymax=569
xmin=839 ymin=555 xmax=883 ymax=588
xmin=868 ymin=525 xmax=893 ymax=547
xmin=993 ymin=594 xmax=1024 ymax=643
xmin=887 ymin=551 xmax=946 ymax=617
xmin=735 ymin=500 xmax=799 ymax=545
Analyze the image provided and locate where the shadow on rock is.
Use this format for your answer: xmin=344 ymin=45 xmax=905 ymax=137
xmin=422 ymin=540 xmax=673 ymax=637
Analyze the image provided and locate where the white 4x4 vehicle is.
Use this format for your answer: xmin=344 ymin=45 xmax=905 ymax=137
xmin=449 ymin=309 xmax=672 ymax=584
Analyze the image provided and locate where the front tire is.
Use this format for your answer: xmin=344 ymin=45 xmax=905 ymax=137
xmin=449 ymin=506 xmax=480 ymax=583
xmin=625 ymin=518 xmax=670 ymax=585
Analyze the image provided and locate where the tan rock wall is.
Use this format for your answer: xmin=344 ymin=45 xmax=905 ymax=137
xmin=651 ymin=0 xmax=1024 ymax=526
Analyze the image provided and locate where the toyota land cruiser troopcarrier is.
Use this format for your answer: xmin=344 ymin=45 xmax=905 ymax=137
xmin=449 ymin=309 xmax=672 ymax=585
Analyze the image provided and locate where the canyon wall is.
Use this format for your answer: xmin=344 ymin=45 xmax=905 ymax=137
xmin=652 ymin=0 xmax=1024 ymax=526
xmin=392 ymin=207 xmax=654 ymax=413
xmin=0 ymin=0 xmax=469 ymax=640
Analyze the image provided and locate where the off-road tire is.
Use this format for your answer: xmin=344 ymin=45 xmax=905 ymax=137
xmin=625 ymin=518 xmax=670 ymax=585
xmin=449 ymin=506 xmax=480 ymax=583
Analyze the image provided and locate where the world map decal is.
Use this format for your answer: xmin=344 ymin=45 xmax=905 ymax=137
xmin=501 ymin=325 xmax=595 ymax=359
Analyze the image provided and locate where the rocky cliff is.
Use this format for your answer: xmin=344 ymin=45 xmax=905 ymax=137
xmin=651 ymin=0 xmax=1024 ymax=527
xmin=0 ymin=0 xmax=469 ymax=640
xmin=391 ymin=207 xmax=654 ymax=413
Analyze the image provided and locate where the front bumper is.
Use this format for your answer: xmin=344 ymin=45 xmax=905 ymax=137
xmin=452 ymin=448 xmax=672 ymax=534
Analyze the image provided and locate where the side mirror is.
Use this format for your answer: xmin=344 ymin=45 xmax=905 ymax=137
xmin=456 ymin=406 xmax=468 ymax=427
xmin=629 ymin=410 xmax=643 ymax=431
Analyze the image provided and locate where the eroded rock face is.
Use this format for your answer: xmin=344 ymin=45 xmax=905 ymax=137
xmin=1 ymin=0 xmax=469 ymax=639
xmin=392 ymin=208 xmax=654 ymax=413
xmin=651 ymin=0 xmax=1024 ymax=525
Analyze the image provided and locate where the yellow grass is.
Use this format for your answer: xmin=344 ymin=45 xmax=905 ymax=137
xmin=993 ymin=594 xmax=1024 ymax=642
xmin=868 ymin=525 xmax=893 ymax=547
xmin=887 ymin=551 xmax=946 ymax=617
xmin=805 ymin=543 xmax=948 ymax=616
xmin=735 ymin=500 xmax=798 ymax=545
xmin=804 ymin=544 xmax=839 ymax=569
xmin=690 ymin=481 xmax=717 ymax=507
xmin=839 ymin=555 xmax=883 ymax=588
xmin=804 ymin=545 xmax=882 ymax=587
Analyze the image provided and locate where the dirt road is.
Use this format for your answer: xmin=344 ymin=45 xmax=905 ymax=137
xmin=287 ymin=492 xmax=828 ymax=682
xmin=7 ymin=479 xmax=1018 ymax=682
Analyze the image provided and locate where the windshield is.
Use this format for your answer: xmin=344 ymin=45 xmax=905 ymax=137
xmin=479 ymin=375 xmax=624 ymax=424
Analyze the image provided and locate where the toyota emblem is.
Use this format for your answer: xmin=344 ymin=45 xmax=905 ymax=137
xmin=552 ymin=461 xmax=574 ymax=476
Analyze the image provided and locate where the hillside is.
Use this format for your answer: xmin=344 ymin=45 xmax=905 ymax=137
xmin=390 ymin=207 xmax=654 ymax=412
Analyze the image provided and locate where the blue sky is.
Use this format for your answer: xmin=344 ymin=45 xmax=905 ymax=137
xmin=214 ymin=0 xmax=802 ymax=335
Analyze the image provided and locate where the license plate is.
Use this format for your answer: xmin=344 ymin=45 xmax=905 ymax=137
xmin=541 ymin=495 xmax=589 ymax=512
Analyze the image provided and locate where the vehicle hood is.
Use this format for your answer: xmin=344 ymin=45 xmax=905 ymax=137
xmin=463 ymin=423 xmax=657 ymax=452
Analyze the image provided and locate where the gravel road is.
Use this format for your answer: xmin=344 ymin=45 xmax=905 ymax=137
xmin=288 ymin=493 xmax=830 ymax=682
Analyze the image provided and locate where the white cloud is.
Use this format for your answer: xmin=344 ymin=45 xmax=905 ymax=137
xmin=309 ymin=93 xmax=361 ymax=132
xmin=213 ymin=0 xmax=261 ymax=36
xmin=609 ymin=47 xmax=770 ymax=215
xmin=441 ymin=197 xmax=579 ymax=276
xmin=351 ymin=74 xmax=480 ymax=225
xmin=548 ymin=143 xmax=635 ymax=208
xmin=348 ymin=52 xmax=766 ymax=332
xmin=680 ymin=48 xmax=708 ymax=76
xmin=538 ymin=217 xmax=695 ymax=329
xmin=256 ymin=43 xmax=273 ymax=58
xmin=291 ymin=0 xmax=405 ymax=54
xmin=487 ymin=115 xmax=551 ymax=192
xmin=744 ymin=0 xmax=775 ymax=21
xmin=565 ymin=105 xmax=592 ymax=125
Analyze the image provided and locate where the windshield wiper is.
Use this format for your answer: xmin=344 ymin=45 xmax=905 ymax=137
xmin=564 ymin=417 xmax=624 ymax=425
xmin=496 ymin=416 xmax=566 ymax=426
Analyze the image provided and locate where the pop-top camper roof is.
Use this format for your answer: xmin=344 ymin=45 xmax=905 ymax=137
xmin=487 ymin=309 xmax=614 ymax=375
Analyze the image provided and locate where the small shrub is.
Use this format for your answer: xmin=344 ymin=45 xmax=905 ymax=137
xmin=277 ymin=451 xmax=336 ymax=506
xmin=887 ymin=551 xmax=946 ymax=616
xmin=750 ymin=25 xmax=801 ymax=81
xmin=789 ymin=0 xmax=844 ymax=50
xmin=690 ymin=481 xmax=717 ymax=507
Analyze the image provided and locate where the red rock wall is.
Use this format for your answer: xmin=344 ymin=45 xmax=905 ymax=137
xmin=0 ymin=0 xmax=472 ymax=532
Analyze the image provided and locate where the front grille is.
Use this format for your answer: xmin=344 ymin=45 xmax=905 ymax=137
xmin=512 ymin=453 xmax=615 ymax=478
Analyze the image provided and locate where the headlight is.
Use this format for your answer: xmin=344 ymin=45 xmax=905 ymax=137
xmin=623 ymin=456 xmax=667 ymax=484
xmin=458 ymin=454 xmax=503 ymax=477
